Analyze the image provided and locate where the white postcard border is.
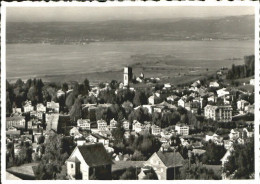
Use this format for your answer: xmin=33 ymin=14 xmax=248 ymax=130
xmin=1 ymin=1 xmax=259 ymax=184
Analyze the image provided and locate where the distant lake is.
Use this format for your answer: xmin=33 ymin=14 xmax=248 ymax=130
xmin=6 ymin=40 xmax=254 ymax=80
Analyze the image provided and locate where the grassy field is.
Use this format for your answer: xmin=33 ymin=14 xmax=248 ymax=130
xmin=18 ymin=58 xmax=218 ymax=87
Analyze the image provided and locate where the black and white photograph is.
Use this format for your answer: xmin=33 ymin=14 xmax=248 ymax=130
xmin=1 ymin=1 xmax=259 ymax=181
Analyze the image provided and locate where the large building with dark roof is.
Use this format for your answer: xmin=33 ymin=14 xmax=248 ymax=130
xmin=66 ymin=143 xmax=113 ymax=180
xmin=143 ymin=150 xmax=184 ymax=180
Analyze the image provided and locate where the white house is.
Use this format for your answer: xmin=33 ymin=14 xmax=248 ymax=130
xmin=23 ymin=101 xmax=34 ymax=113
xmin=109 ymin=118 xmax=117 ymax=129
xmin=36 ymin=111 xmax=44 ymax=120
xmin=175 ymin=124 xmax=189 ymax=135
xmin=36 ymin=103 xmax=46 ymax=112
xmin=205 ymin=132 xmax=222 ymax=142
xmin=209 ymin=81 xmax=220 ymax=88
xmin=178 ymin=99 xmax=185 ymax=108
xmin=217 ymin=88 xmax=229 ymax=98
xmin=191 ymin=80 xmax=201 ymax=87
xmin=97 ymin=119 xmax=108 ymax=131
xmin=164 ymin=83 xmax=171 ymax=88
xmin=204 ymin=105 xmax=232 ymax=122
xmin=249 ymin=78 xmax=255 ymax=85
xmin=237 ymin=100 xmax=250 ymax=111
xmin=132 ymin=120 xmax=144 ymax=133
xmin=207 ymin=95 xmax=216 ymax=103
xmin=151 ymin=125 xmax=161 ymax=135
xmin=77 ymin=119 xmax=91 ymax=130
xmin=87 ymin=134 xmax=109 ymax=146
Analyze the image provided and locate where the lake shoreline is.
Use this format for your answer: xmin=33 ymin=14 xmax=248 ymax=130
xmin=7 ymin=61 xmax=218 ymax=87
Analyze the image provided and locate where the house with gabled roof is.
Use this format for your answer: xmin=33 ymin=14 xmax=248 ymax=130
xmin=143 ymin=150 xmax=184 ymax=180
xmin=178 ymin=99 xmax=185 ymax=108
xmin=109 ymin=118 xmax=117 ymax=129
xmin=6 ymin=115 xmax=26 ymax=129
xmin=209 ymin=81 xmax=220 ymax=88
xmin=237 ymin=99 xmax=250 ymax=111
xmin=87 ymin=134 xmax=109 ymax=146
xmin=97 ymin=119 xmax=108 ymax=131
xmin=132 ymin=120 xmax=144 ymax=133
xmin=66 ymin=143 xmax=113 ymax=180
xmin=77 ymin=119 xmax=91 ymax=130
xmin=151 ymin=125 xmax=161 ymax=135
xmin=6 ymin=127 xmax=21 ymax=138
xmin=23 ymin=101 xmax=34 ymax=113
xmin=36 ymin=103 xmax=46 ymax=112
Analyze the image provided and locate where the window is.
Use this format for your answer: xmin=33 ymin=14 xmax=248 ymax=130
xmin=71 ymin=164 xmax=74 ymax=168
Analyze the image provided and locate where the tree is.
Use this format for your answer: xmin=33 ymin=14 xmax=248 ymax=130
xmin=38 ymin=135 xmax=45 ymax=144
xmin=202 ymin=141 xmax=226 ymax=165
xmin=122 ymin=101 xmax=133 ymax=116
xmin=15 ymin=78 xmax=24 ymax=88
xmin=110 ymin=80 xmax=119 ymax=90
xmin=131 ymin=150 xmax=146 ymax=161
xmin=61 ymin=82 xmax=68 ymax=92
xmin=170 ymin=135 xmax=181 ymax=147
xmin=65 ymin=92 xmax=76 ymax=109
xmin=111 ymin=123 xmax=125 ymax=145
xmin=180 ymin=161 xmax=221 ymax=180
xmin=6 ymin=92 xmax=12 ymax=116
xmin=98 ymin=89 xmax=117 ymax=104
xmin=223 ymin=138 xmax=254 ymax=179
xmin=116 ymin=89 xmax=135 ymax=104
xmin=69 ymin=97 xmax=82 ymax=123
xmin=120 ymin=167 xmax=137 ymax=180
xmin=134 ymin=134 xmax=161 ymax=159
xmin=25 ymin=79 xmax=33 ymax=89
xmin=72 ymin=82 xmax=80 ymax=97
xmin=133 ymin=90 xmax=147 ymax=107
xmin=143 ymin=170 xmax=158 ymax=180
xmin=34 ymin=133 xmax=76 ymax=180
xmin=128 ymin=107 xmax=151 ymax=123
xmin=95 ymin=107 xmax=108 ymax=121
xmin=18 ymin=141 xmax=33 ymax=165
xmin=98 ymin=82 xmax=106 ymax=89
xmin=27 ymin=86 xmax=38 ymax=104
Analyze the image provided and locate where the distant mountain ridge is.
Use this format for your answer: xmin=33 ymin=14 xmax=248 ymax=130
xmin=6 ymin=15 xmax=254 ymax=44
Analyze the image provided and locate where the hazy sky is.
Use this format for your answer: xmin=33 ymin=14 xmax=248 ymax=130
xmin=7 ymin=6 xmax=254 ymax=22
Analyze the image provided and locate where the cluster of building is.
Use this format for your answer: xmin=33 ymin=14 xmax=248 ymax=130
xmin=6 ymin=67 xmax=254 ymax=180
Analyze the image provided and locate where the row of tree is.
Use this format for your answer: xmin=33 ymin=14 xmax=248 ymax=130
xmin=226 ymin=55 xmax=254 ymax=80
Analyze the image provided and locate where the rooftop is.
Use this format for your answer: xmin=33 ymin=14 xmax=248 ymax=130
xmin=156 ymin=151 xmax=184 ymax=168
xmin=77 ymin=143 xmax=113 ymax=167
